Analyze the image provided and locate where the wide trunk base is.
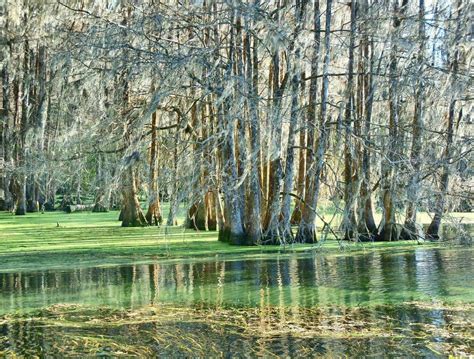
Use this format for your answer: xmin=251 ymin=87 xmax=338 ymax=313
xmin=290 ymin=205 xmax=303 ymax=225
xmin=218 ymin=227 xmax=252 ymax=245
xmin=145 ymin=204 xmax=162 ymax=226
xmin=400 ymin=221 xmax=419 ymax=240
xmin=121 ymin=211 xmax=147 ymax=227
xmin=295 ymin=223 xmax=317 ymax=244
xmin=376 ymin=223 xmax=403 ymax=241
xmin=426 ymin=220 xmax=441 ymax=241
xmin=92 ymin=203 xmax=109 ymax=212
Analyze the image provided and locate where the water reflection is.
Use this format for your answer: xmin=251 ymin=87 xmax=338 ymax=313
xmin=1 ymin=247 xmax=473 ymax=357
xmin=0 ymin=248 xmax=472 ymax=315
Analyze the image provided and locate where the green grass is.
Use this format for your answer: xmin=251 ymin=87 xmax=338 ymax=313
xmin=0 ymin=210 xmax=466 ymax=273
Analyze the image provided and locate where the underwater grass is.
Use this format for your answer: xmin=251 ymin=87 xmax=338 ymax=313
xmin=1 ymin=302 xmax=472 ymax=357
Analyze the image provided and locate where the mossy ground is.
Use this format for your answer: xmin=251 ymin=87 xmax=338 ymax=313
xmin=0 ymin=209 xmax=471 ymax=273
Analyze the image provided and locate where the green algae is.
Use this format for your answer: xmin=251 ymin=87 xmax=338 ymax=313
xmin=0 ymin=210 xmax=460 ymax=273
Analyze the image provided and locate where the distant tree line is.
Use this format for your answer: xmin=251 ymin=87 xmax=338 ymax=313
xmin=0 ymin=0 xmax=472 ymax=244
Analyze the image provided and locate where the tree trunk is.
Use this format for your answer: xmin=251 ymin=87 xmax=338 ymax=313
xmin=13 ymin=35 xmax=29 ymax=216
xmin=218 ymin=9 xmax=246 ymax=244
xmin=26 ymin=175 xmax=39 ymax=212
xmin=263 ymin=28 xmax=288 ymax=243
xmin=403 ymin=0 xmax=425 ymax=240
xmin=290 ymin=123 xmax=306 ymax=225
xmin=13 ymin=177 xmax=26 ymax=215
xmin=243 ymin=22 xmax=263 ymax=245
xmin=295 ymin=0 xmax=332 ymax=244
xmin=379 ymin=0 xmax=408 ymax=241
xmin=220 ymin=100 xmax=246 ymax=244
xmin=166 ymin=130 xmax=179 ymax=226
xmin=341 ymin=0 xmax=357 ymax=240
xmin=145 ymin=111 xmax=163 ymax=225
xmin=280 ymin=0 xmax=306 ymax=243
xmin=121 ymin=164 xmax=147 ymax=227
xmin=0 ymin=64 xmax=9 ymax=211
xmin=357 ymin=1 xmax=377 ymax=238
xmin=427 ymin=0 xmax=462 ymax=240
xmin=92 ymin=153 xmax=109 ymax=212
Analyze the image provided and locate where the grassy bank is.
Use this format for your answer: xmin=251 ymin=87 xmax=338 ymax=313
xmin=0 ymin=210 xmax=469 ymax=273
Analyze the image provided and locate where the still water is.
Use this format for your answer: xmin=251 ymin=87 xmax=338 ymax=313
xmin=1 ymin=247 xmax=472 ymax=312
xmin=1 ymin=246 xmax=473 ymax=357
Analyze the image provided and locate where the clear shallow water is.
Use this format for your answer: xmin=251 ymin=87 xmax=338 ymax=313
xmin=1 ymin=246 xmax=473 ymax=357
xmin=0 ymin=247 xmax=472 ymax=314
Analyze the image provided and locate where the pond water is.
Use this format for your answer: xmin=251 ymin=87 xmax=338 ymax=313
xmin=1 ymin=246 xmax=473 ymax=357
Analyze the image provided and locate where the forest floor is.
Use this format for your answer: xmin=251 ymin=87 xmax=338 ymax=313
xmin=0 ymin=210 xmax=472 ymax=273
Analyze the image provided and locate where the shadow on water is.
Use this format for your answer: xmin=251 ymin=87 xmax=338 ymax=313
xmin=0 ymin=247 xmax=473 ymax=357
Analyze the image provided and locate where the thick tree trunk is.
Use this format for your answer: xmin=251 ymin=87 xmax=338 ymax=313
xmin=121 ymin=164 xmax=147 ymax=227
xmin=220 ymin=101 xmax=246 ymax=244
xmin=26 ymin=175 xmax=39 ymax=212
xmin=341 ymin=0 xmax=357 ymax=240
xmin=145 ymin=111 xmax=162 ymax=225
xmin=280 ymin=0 xmax=306 ymax=243
xmin=13 ymin=177 xmax=26 ymax=215
xmin=244 ymin=27 xmax=263 ymax=245
xmin=290 ymin=126 xmax=306 ymax=225
xmin=357 ymin=3 xmax=377 ymax=238
xmin=379 ymin=0 xmax=408 ymax=241
xmin=166 ymin=130 xmax=179 ymax=226
xmin=263 ymin=41 xmax=287 ymax=244
xmin=218 ymin=10 xmax=246 ymax=244
xmin=427 ymin=0 xmax=461 ymax=239
xmin=403 ymin=0 xmax=426 ymax=240
xmin=0 ymin=65 xmax=9 ymax=211
xmin=295 ymin=0 xmax=332 ymax=244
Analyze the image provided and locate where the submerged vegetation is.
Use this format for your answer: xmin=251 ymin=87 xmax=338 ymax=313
xmin=2 ymin=302 xmax=473 ymax=357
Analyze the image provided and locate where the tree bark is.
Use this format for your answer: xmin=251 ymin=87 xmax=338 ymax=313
xmin=13 ymin=34 xmax=29 ymax=216
xmin=379 ymin=0 xmax=408 ymax=241
xmin=341 ymin=0 xmax=357 ymax=240
xmin=145 ymin=111 xmax=163 ymax=225
xmin=121 ymin=163 xmax=147 ymax=227
xmin=426 ymin=0 xmax=462 ymax=240
xmin=280 ymin=0 xmax=306 ymax=243
xmin=244 ymin=16 xmax=263 ymax=245
xmin=357 ymin=0 xmax=377 ymax=238
xmin=295 ymin=0 xmax=332 ymax=244
xmin=403 ymin=0 xmax=425 ymax=240
xmin=166 ymin=130 xmax=179 ymax=226
xmin=262 ymin=37 xmax=287 ymax=243
xmin=0 ymin=64 xmax=9 ymax=211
